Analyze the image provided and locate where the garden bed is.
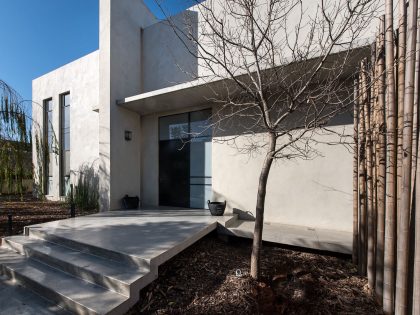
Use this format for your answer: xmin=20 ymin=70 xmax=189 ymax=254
xmin=127 ymin=233 xmax=382 ymax=315
xmin=0 ymin=194 xmax=97 ymax=237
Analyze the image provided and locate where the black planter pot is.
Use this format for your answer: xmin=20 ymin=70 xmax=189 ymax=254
xmin=207 ymin=200 xmax=226 ymax=216
xmin=122 ymin=195 xmax=140 ymax=210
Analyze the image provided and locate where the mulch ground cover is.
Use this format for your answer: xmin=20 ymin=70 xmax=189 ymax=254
xmin=127 ymin=233 xmax=382 ymax=315
xmin=0 ymin=194 xmax=97 ymax=237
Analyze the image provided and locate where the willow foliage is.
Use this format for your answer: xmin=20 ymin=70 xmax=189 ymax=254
xmin=0 ymin=80 xmax=32 ymax=196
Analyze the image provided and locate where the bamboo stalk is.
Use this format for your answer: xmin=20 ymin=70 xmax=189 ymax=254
xmin=414 ymin=145 xmax=420 ymax=315
xmin=412 ymin=13 xmax=420 ymax=315
xmin=372 ymin=42 xmax=379 ymax=255
xmin=359 ymin=69 xmax=368 ymax=276
xmin=395 ymin=0 xmax=418 ymax=313
xmin=366 ymin=50 xmax=376 ymax=290
xmin=383 ymin=0 xmax=398 ymax=312
xmin=375 ymin=16 xmax=387 ymax=304
xmin=397 ymin=0 xmax=407 ymax=220
xmin=411 ymin=9 xmax=420 ymax=206
xmin=354 ymin=78 xmax=360 ymax=266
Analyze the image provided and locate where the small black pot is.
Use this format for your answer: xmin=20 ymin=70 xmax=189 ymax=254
xmin=122 ymin=195 xmax=140 ymax=210
xmin=207 ymin=200 xmax=226 ymax=216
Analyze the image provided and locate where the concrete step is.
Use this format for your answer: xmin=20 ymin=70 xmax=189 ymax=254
xmin=0 ymin=247 xmax=129 ymax=315
xmin=27 ymin=226 xmax=151 ymax=270
xmin=0 ymin=274 xmax=70 ymax=315
xmin=2 ymin=236 xmax=151 ymax=296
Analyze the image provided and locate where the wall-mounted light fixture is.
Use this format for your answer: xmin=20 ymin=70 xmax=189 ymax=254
xmin=125 ymin=130 xmax=132 ymax=141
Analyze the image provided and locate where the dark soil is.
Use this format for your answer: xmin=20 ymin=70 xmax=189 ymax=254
xmin=127 ymin=233 xmax=382 ymax=315
xmin=0 ymin=194 xmax=97 ymax=237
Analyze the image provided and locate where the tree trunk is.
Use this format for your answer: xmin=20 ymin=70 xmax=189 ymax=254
xmin=354 ymin=78 xmax=360 ymax=265
xmin=250 ymin=132 xmax=276 ymax=279
xmin=376 ymin=16 xmax=387 ymax=304
xmin=359 ymin=71 xmax=368 ymax=276
xmin=395 ymin=1 xmax=418 ymax=314
xmin=384 ymin=0 xmax=398 ymax=312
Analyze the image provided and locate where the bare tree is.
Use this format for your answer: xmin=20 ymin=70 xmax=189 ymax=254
xmin=158 ymin=0 xmax=378 ymax=279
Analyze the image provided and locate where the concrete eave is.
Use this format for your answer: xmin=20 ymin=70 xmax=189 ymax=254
xmin=117 ymin=78 xmax=227 ymax=116
xmin=117 ymin=45 xmax=371 ymax=116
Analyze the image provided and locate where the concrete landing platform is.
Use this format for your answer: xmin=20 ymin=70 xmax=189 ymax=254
xmin=26 ymin=209 xmax=236 ymax=267
xmin=225 ymin=219 xmax=352 ymax=254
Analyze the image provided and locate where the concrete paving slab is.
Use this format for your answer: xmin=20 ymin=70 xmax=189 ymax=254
xmin=315 ymin=228 xmax=352 ymax=253
xmin=226 ymin=219 xmax=352 ymax=254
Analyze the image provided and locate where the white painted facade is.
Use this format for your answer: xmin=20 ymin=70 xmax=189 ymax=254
xmin=32 ymin=0 xmax=379 ymax=232
xmin=32 ymin=51 xmax=99 ymax=200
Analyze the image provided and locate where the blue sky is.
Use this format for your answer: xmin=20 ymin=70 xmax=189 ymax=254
xmin=0 ymin=0 xmax=197 ymax=101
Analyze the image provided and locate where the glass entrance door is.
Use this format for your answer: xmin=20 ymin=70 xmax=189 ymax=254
xmin=159 ymin=109 xmax=212 ymax=208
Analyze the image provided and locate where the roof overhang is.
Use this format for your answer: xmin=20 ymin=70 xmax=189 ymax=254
xmin=117 ymin=46 xmax=371 ymax=116
xmin=117 ymin=78 xmax=228 ymax=116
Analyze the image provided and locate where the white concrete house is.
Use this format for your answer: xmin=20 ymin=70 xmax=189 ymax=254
xmin=32 ymin=0 xmax=377 ymax=233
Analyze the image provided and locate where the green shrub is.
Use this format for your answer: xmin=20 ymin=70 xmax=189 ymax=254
xmin=70 ymin=165 xmax=99 ymax=211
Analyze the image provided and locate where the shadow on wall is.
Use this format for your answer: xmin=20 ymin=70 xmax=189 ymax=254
xmin=70 ymin=161 xmax=100 ymax=211
xmin=99 ymin=134 xmax=111 ymax=211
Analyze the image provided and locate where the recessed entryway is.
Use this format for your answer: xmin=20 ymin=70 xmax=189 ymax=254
xmin=158 ymin=109 xmax=212 ymax=208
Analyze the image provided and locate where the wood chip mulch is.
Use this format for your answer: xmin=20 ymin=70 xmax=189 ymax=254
xmin=0 ymin=194 xmax=97 ymax=237
xmin=127 ymin=233 xmax=382 ymax=315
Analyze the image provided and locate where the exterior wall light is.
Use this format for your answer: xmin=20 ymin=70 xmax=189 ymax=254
xmin=125 ymin=130 xmax=132 ymax=141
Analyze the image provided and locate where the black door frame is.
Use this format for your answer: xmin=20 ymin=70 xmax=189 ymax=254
xmin=158 ymin=109 xmax=212 ymax=208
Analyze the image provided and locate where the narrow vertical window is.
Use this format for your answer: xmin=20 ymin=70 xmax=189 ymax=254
xmin=60 ymin=93 xmax=70 ymax=196
xmin=44 ymin=99 xmax=53 ymax=195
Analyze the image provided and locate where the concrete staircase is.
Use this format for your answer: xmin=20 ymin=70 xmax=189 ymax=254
xmin=0 ymin=229 xmax=157 ymax=315
xmin=0 ymin=208 xmax=351 ymax=314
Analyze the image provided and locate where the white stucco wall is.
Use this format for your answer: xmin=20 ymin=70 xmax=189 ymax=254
xmin=142 ymin=10 xmax=198 ymax=92
xmin=32 ymin=51 xmax=100 ymax=200
xmin=99 ymin=0 xmax=157 ymax=210
xmin=212 ymin=128 xmax=353 ymax=232
xmin=139 ymin=104 xmax=353 ymax=232
xmin=185 ymin=0 xmax=382 ymax=80
xmin=31 ymin=0 xmax=375 ymax=222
